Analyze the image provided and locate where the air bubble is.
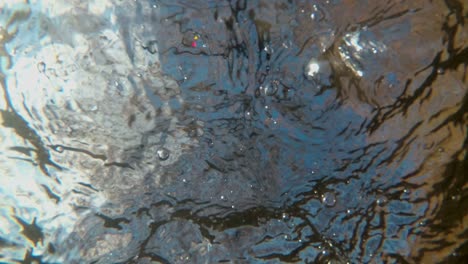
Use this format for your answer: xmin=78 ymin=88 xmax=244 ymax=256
xmin=265 ymin=80 xmax=279 ymax=96
xmin=305 ymin=60 xmax=320 ymax=79
xmin=376 ymin=196 xmax=388 ymax=206
xmin=264 ymin=86 xmax=277 ymax=96
xmin=157 ymin=148 xmax=170 ymax=161
xmin=310 ymin=4 xmax=324 ymax=21
xmin=54 ymin=145 xmax=64 ymax=153
xmin=146 ymin=40 xmax=158 ymax=54
xmin=321 ymin=192 xmax=336 ymax=207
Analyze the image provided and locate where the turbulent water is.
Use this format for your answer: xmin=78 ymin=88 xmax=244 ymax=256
xmin=0 ymin=0 xmax=466 ymax=263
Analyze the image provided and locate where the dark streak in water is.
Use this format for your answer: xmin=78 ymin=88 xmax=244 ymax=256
xmin=48 ymin=144 xmax=107 ymax=161
xmin=40 ymin=184 xmax=61 ymax=203
xmin=95 ymin=213 xmax=131 ymax=230
xmin=1 ymin=110 xmax=63 ymax=177
xmin=12 ymin=217 xmax=44 ymax=247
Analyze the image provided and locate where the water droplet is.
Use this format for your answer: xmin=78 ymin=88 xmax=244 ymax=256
xmin=347 ymin=209 xmax=352 ymax=214
xmin=321 ymin=192 xmax=336 ymax=207
xmin=157 ymin=148 xmax=170 ymax=161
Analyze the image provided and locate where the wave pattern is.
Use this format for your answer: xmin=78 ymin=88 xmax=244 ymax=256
xmin=0 ymin=0 xmax=466 ymax=263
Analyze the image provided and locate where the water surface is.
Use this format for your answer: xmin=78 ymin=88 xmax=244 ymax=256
xmin=0 ymin=0 xmax=466 ymax=263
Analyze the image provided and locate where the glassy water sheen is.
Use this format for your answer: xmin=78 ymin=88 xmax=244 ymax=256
xmin=0 ymin=0 xmax=466 ymax=263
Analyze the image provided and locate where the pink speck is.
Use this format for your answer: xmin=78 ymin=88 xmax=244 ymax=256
xmin=191 ymin=41 xmax=197 ymax=48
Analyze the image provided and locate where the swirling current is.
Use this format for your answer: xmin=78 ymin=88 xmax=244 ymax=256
xmin=0 ymin=0 xmax=466 ymax=263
